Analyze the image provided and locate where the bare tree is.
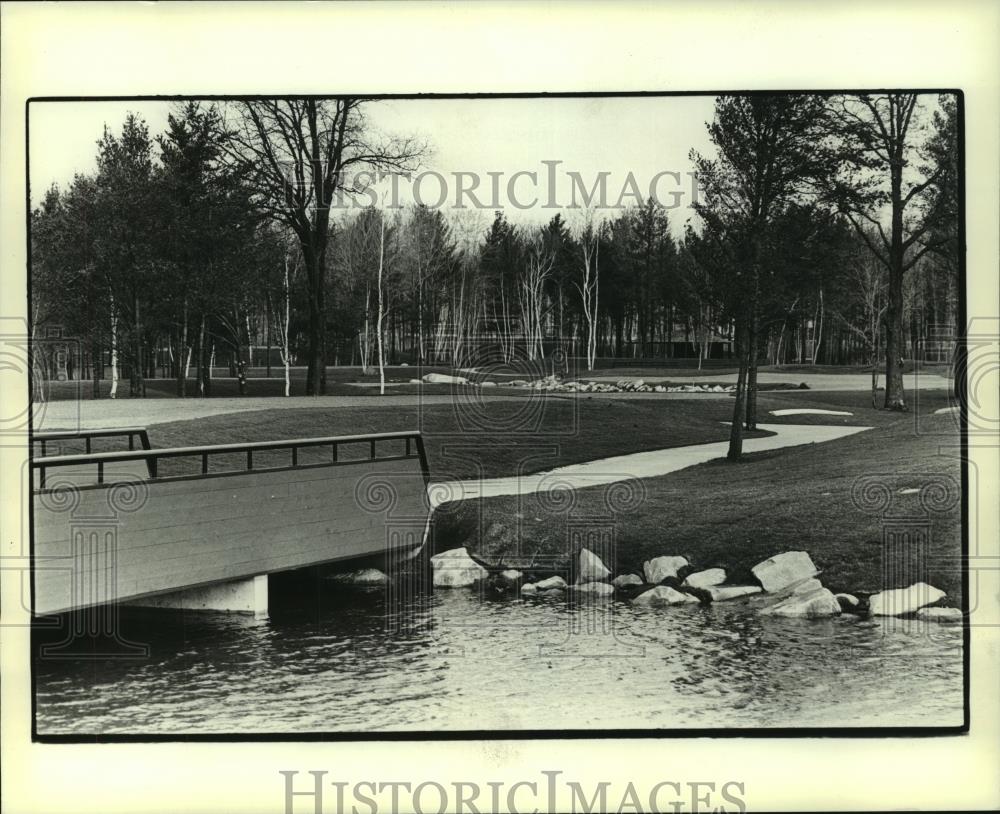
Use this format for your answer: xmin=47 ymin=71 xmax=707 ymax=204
xmin=264 ymin=246 xmax=298 ymax=397
xmin=222 ymin=99 xmax=421 ymax=394
xmin=827 ymin=93 xmax=953 ymax=410
xmin=833 ymin=235 xmax=888 ymax=407
xmin=518 ymin=230 xmax=556 ymax=361
xmin=575 ymin=218 xmax=601 ymax=371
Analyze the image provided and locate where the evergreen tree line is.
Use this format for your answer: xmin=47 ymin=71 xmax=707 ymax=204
xmin=30 ymin=95 xmax=958 ymax=415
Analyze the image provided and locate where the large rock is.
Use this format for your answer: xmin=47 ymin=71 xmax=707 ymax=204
xmin=422 ymin=372 xmax=469 ymax=385
xmin=327 ymin=568 xmax=389 ymax=585
xmin=869 ymin=583 xmax=946 ymax=616
xmin=480 ymin=381 xmax=497 ymax=388
xmin=571 ymin=582 xmax=615 ymax=596
xmin=785 ymin=577 xmax=823 ymax=596
xmin=915 ymin=607 xmax=963 ymax=624
xmin=683 ymin=568 xmax=726 ymax=589
xmin=520 ymin=583 xmax=539 ymax=596
xmin=534 ymin=575 xmax=568 ymax=591
xmin=430 ymin=547 xmax=489 ymax=588
xmin=707 ymin=585 xmax=761 ymax=602
xmin=632 ymin=586 xmax=699 ymax=607
xmin=612 ymin=573 xmax=644 ymax=588
xmin=751 ymin=551 xmax=820 ymax=593
xmin=578 ymin=548 xmax=611 ymax=583
xmin=500 ymin=569 xmax=523 ymax=582
xmin=643 ymin=555 xmax=689 ymax=584
xmin=759 ymin=585 xmax=842 ymax=618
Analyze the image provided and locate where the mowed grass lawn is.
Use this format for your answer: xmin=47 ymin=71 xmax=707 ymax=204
xmin=44 ymin=366 xmax=470 ymax=400
xmin=140 ymin=395 xmax=772 ymax=481
xmin=67 ymin=386 xmax=961 ymax=603
xmin=437 ymin=389 xmax=963 ymax=604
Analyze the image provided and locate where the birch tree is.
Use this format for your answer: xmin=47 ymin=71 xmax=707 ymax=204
xmin=518 ymin=229 xmax=556 ymax=361
xmin=827 ymin=93 xmax=955 ymax=410
xmin=833 ymin=234 xmax=888 ymax=407
xmin=575 ymin=219 xmax=602 ymax=371
xmin=222 ymin=99 xmax=421 ymax=395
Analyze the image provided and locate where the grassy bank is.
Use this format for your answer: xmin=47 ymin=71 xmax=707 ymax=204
xmin=137 ymin=396 xmax=772 ymax=481
xmin=435 ymin=396 xmax=962 ymax=604
xmin=53 ymin=385 xmax=961 ymax=603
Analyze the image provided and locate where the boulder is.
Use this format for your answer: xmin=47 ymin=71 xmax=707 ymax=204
xmin=422 ymin=372 xmax=469 ymax=385
xmin=643 ymin=555 xmax=689 ymax=584
xmin=520 ymin=583 xmax=539 ymax=596
xmin=683 ymin=568 xmax=726 ymax=589
xmin=429 ymin=547 xmax=489 ymax=588
xmin=915 ymin=607 xmax=963 ymax=624
xmin=578 ymin=548 xmax=611 ymax=583
xmin=408 ymin=378 xmax=423 ymax=384
xmin=759 ymin=585 xmax=842 ymax=618
xmin=751 ymin=551 xmax=820 ymax=593
xmin=571 ymin=582 xmax=615 ymax=596
xmin=327 ymin=568 xmax=389 ymax=585
xmin=632 ymin=585 xmax=699 ymax=607
xmin=786 ymin=577 xmax=824 ymax=595
xmin=707 ymin=585 xmax=762 ymax=602
xmin=534 ymin=575 xmax=568 ymax=591
xmin=868 ymin=582 xmax=946 ymax=616
xmin=612 ymin=573 xmax=644 ymax=588
xmin=540 ymin=588 xmax=566 ymax=598
xmin=500 ymin=569 xmax=523 ymax=582
xmin=480 ymin=381 xmax=497 ymax=388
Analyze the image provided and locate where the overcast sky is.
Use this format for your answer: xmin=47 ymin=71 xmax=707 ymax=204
xmin=29 ymin=95 xmax=719 ymax=236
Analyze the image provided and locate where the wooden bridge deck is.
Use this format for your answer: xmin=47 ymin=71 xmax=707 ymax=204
xmin=30 ymin=429 xmax=430 ymax=616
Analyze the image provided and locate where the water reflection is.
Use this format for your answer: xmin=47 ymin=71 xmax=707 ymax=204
xmin=34 ymin=578 xmax=963 ymax=734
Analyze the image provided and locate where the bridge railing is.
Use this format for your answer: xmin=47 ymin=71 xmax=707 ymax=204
xmin=31 ymin=430 xmax=427 ymax=490
xmin=32 ymin=426 xmax=152 ymax=458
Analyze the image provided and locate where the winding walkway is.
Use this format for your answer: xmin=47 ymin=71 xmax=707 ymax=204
xmin=428 ymin=422 xmax=872 ymax=506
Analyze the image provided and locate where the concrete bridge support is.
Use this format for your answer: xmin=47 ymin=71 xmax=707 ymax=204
xmin=124 ymin=574 xmax=269 ymax=619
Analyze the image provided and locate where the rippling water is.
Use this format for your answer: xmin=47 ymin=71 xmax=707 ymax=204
xmin=34 ymin=578 xmax=964 ymax=734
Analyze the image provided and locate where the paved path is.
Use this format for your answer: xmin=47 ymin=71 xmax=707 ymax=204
xmin=30 ymin=394 xmax=528 ymax=431
xmin=428 ymin=422 xmax=872 ymax=506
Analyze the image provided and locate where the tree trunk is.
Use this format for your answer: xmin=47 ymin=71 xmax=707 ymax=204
xmin=277 ymin=256 xmax=289 ymax=397
xmin=884 ymin=159 xmax=907 ymax=410
xmin=198 ymin=315 xmax=211 ymax=397
xmin=109 ymin=291 xmax=119 ymax=399
xmin=91 ymin=339 xmax=101 ymax=399
xmin=304 ymin=242 xmax=327 ymax=396
xmin=177 ymin=300 xmax=188 ymax=397
xmin=728 ymin=323 xmax=748 ymax=461
xmin=130 ymin=293 xmax=143 ymax=397
xmin=376 ymin=213 xmax=386 ymax=396
xmin=745 ymin=326 xmax=759 ymax=431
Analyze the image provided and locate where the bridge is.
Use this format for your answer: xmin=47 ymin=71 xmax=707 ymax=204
xmin=30 ymin=427 xmax=431 ymax=618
